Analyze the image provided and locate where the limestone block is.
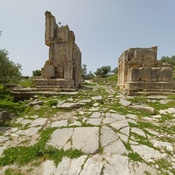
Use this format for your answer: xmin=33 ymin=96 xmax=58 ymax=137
xmin=130 ymin=67 xmax=140 ymax=81
xmin=161 ymin=67 xmax=173 ymax=81
xmin=57 ymin=26 xmax=69 ymax=42
xmin=140 ymin=67 xmax=152 ymax=81
xmin=42 ymin=65 xmax=55 ymax=78
xmin=72 ymin=127 xmax=99 ymax=154
xmin=134 ymin=48 xmax=156 ymax=62
xmin=151 ymin=67 xmax=160 ymax=81
xmin=45 ymin=11 xmax=57 ymax=46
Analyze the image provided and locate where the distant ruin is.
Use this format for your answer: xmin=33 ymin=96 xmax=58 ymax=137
xmin=117 ymin=46 xmax=175 ymax=95
xmin=33 ymin=11 xmax=82 ymax=90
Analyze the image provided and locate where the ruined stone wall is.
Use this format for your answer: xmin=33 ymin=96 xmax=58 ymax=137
xmin=40 ymin=11 xmax=82 ymax=88
xmin=117 ymin=47 xmax=175 ymax=95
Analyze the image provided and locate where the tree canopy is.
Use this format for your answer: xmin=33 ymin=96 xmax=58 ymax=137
xmin=81 ymin=64 xmax=87 ymax=79
xmin=94 ymin=66 xmax=111 ymax=77
xmin=0 ymin=49 xmax=22 ymax=84
xmin=33 ymin=69 xmax=41 ymax=77
xmin=160 ymin=56 xmax=175 ymax=66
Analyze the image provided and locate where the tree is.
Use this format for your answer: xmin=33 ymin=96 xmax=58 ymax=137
xmin=94 ymin=66 xmax=111 ymax=77
xmin=85 ymin=71 xmax=95 ymax=80
xmin=81 ymin=64 xmax=87 ymax=79
xmin=33 ymin=69 xmax=41 ymax=77
xmin=0 ymin=49 xmax=22 ymax=84
xmin=160 ymin=56 xmax=175 ymax=66
xmin=112 ymin=67 xmax=118 ymax=74
xmin=160 ymin=55 xmax=175 ymax=78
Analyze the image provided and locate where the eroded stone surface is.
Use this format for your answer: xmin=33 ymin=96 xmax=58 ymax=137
xmin=119 ymin=98 xmax=132 ymax=107
xmin=105 ymin=154 xmax=129 ymax=175
xmin=131 ymin=127 xmax=146 ymax=138
xmin=72 ymin=127 xmax=99 ymax=154
xmin=43 ymin=160 xmax=56 ymax=175
xmin=86 ymin=118 xmax=102 ymax=125
xmin=101 ymin=126 xmax=119 ymax=147
xmin=110 ymin=120 xmax=129 ymax=130
xmin=47 ymin=128 xmax=73 ymax=149
xmin=79 ymin=155 xmax=104 ymax=175
xmin=104 ymin=139 xmax=128 ymax=154
xmin=150 ymin=140 xmax=173 ymax=151
xmin=131 ymin=145 xmax=162 ymax=162
xmin=22 ymin=126 xmax=41 ymax=136
xmin=68 ymin=155 xmax=87 ymax=175
xmin=51 ymin=120 xmax=68 ymax=127
xmin=30 ymin=118 xmax=47 ymax=127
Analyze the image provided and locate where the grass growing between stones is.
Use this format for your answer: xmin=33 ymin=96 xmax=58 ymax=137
xmin=144 ymin=171 xmax=151 ymax=175
xmin=122 ymin=141 xmax=132 ymax=151
xmin=23 ymin=105 xmax=52 ymax=118
xmin=0 ymin=127 xmax=83 ymax=166
xmin=130 ymin=95 xmax=147 ymax=104
xmin=130 ymin=132 xmax=154 ymax=148
xmin=4 ymin=168 xmax=24 ymax=175
xmin=110 ymin=103 xmax=147 ymax=116
xmin=154 ymin=158 xmax=173 ymax=174
xmin=128 ymin=152 xmax=143 ymax=162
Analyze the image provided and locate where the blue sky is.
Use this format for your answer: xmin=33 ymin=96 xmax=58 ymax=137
xmin=0 ymin=0 xmax=175 ymax=76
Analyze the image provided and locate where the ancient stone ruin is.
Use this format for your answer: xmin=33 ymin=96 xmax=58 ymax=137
xmin=117 ymin=46 xmax=175 ymax=95
xmin=33 ymin=11 xmax=82 ymax=90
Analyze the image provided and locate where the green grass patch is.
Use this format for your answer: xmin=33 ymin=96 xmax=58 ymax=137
xmin=130 ymin=95 xmax=147 ymax=104
xmin=0 ymin=127 xmax=83 ymax=166
xmin=128 ymin=152 xmax=143 ymax=162
xmin=0 ymin=84 xmax=27 ymax=117
xmin=144 ymin=171 xmax=151 ymax=175
xmin=46 ymin=99 xmax=58 ymax=107
xmin=123 ymin=141 xmax=132 ymax=151
xmin=155 ymin=158 xmax=172 ymax=172
xmin=158 ymin=114 xmax=174 ymax=123
xmin=4 ymin=168 xmax=24 ymax=175
xmin=93 ymin=74 xmax=118 ymax=86
xmin=130 ymin=132 xmax=154 ymax=148
xmin=19 ymin=79 xmax=33 ymax=88
xmin=83 ymin=82 xmax=96 ymax=86
xmin=0 ymin=100 xmax=26 ymax=116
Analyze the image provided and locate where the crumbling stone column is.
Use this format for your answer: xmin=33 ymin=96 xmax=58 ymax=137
xmin=34 ymin=11 xmax=82 ymax=89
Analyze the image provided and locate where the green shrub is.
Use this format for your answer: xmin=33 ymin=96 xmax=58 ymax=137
xmin=19 ymin=79 xmax=33 ymax=88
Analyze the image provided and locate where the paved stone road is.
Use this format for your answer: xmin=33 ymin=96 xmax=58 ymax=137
xmin=0 ymin=91 xmax=175 ymax=174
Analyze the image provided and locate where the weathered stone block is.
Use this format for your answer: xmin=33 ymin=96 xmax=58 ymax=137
xmin=0 ymin=111 xmax=9 ymax=124
xmin=42 ymin=65 xmax=55 ymax=78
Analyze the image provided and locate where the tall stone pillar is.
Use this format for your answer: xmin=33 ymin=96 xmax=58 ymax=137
xmin=34 ymin=11 xmax=82 ymax=89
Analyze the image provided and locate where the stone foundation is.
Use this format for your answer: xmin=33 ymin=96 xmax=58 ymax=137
xmin=125 ymin=81 xmax=175 ymax=95
xmin=33 ymin=78 xmax=75 ymax=88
